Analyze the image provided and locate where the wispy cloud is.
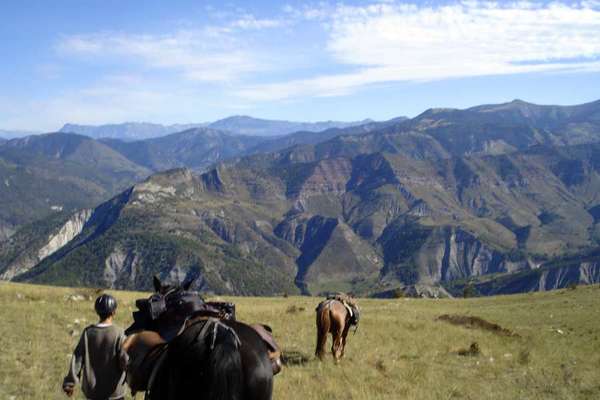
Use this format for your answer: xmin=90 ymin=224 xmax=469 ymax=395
xmin=240 ymin=1 xmax=600 ymax=100
xmin=57 ymin=11 xmax=287 ymax=84
xmin=58 ymin=29 xmax=263 ymax=82
xmin=230 ymin=14 xmax=286 ymax=29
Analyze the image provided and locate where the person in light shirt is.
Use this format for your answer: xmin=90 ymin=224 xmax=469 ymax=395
xmin=62 ymin=294 xmax=129 ymax=400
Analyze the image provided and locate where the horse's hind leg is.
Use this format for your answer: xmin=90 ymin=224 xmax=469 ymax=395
xmin=331 ymin=318 xmax=344 ymax=363
xmin=316 ymin=333 xmax=327 ymax=360
xmin=315 ymin=308 xmax=328 ymax=360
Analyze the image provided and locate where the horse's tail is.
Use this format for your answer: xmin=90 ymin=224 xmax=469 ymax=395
xmin=206 ymin=322 xmax=244 ymax=400
xmin=315 ymin=302 xmax=330 ymax=359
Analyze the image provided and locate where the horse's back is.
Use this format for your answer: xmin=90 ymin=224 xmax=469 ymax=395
xmin=316 ymin=300 xmax=347 ymax=324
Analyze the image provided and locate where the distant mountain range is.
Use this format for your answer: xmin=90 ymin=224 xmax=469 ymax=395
xmin=0 ymin=129 xmax=42 ymax=139
xmin=2 ymin=99 xmax=600 ymax=296
xmin=207 ymin=115 xmax=374 ymax=137
xmin=60 ymin=122 xmax=207 ymax=141
xmin=98 ymin=118 xmax=401 ymax=172
xmin=59 ymin=116 xmax=374 ymax=140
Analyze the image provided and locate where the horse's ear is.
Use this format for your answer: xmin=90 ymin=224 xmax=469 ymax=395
xmin=182 ymin=277 xmax=195 ymax=291
xmin=153 ymin=275 xmax=162 ymax=292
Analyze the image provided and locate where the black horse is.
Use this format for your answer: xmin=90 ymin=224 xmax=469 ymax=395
xmin=124 ymin=276 xmax=275 ymax=400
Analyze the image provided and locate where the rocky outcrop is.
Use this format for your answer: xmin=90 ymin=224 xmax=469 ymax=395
xmin=0 ymin=210 xmax=92 ymax=280
xmin=371 ymin=284 xmax=452 ymax=298
xmin=579 ymin=262 xmax=600 ymax=284
xmin=200 ymin=167 xmax=224 ymax=192
xmin=131 ymin=169 xmax=199 ymax=205
xmin=298 ymin=158 xmax=352 ymax=197
xmin=416 ymin=227 xmax=531 ymax=284
xmin=38 ymin=209 xmax=92 ymax=260
xmin=465 ymin=260 xmax=600 ymax=296
xmin=404 ymin=284 xmax=452 ymax=298
xmin=535 ymin=261 xmax=600 ymax=291
xmin=103 ymin=247 xmax=141 ymax=288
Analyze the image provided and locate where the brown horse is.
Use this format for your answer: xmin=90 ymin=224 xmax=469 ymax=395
xmin=315 ymin=297 xmax=360 ymax=362
xmin=122 ymin=331 xmax=167 ymax=395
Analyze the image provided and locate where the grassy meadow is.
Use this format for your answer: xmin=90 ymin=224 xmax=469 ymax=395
xmin=1 ymin=282 xmax=599 ymax=400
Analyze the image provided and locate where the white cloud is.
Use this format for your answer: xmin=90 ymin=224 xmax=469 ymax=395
xmin=240 ymin=1 xmax=600 ymax=100
xmin=230 ymin=14 xmax=285 ymax=29
xmin=57 ymin=17 xmax=281 ymax=83
xmin=59 ymin=31 xmax=255 ymax=82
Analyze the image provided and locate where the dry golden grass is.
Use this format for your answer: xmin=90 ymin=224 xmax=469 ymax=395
xmin=1 ymin=282 xmax=600 ymax=399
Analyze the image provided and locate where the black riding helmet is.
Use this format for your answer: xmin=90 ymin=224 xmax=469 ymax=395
xmin=95 ymin=294 xmax=117 ymax=320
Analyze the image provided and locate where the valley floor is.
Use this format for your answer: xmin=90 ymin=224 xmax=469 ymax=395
xmin=1 ymin=282 xmax=599 ymax=399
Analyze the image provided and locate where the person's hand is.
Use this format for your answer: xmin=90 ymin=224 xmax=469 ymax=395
xmin=62 ymin=383 xmax=75 ymax=397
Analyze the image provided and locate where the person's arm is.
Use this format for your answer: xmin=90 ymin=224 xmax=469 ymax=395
xmin=62 ymin=329 xmax=86 ymax=396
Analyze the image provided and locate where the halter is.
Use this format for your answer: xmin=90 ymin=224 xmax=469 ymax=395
xmin=148 ymin=292 xmax=169 ymax=320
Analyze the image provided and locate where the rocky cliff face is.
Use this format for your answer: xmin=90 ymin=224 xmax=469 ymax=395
xmin=37 ymin=210 xmax=92 ymax=260
xmin=0 ymin=209 xmax=92 ymax=280
xmin=103 ymin=246 xmax=141 ymax=288
xmin=416 ymin=227 xmax=532 ymax=284
xmin=455 ymin=259 xmax=600 ymax=296
xmin=535 ymin=262 xmax=600 ymax=290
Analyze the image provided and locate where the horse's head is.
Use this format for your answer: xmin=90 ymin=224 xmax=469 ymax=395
xmin=125 ymin=275 xmax=199 ymax=337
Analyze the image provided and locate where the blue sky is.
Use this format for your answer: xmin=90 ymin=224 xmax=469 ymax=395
xmin=1 ymin=0 xmax=600 ymax=131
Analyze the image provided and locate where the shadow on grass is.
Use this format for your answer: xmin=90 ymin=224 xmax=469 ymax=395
xmin=437 ymin=314 xmax=520 ymax=337
xmin=282 ymin=349 xmax=312 ymax=366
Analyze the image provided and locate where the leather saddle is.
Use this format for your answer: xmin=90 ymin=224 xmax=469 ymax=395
xmin=251 ymin=324 xmax=282 ymax=375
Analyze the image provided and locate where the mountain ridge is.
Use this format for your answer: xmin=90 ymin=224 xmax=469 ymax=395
xmin=59 ymin=116 xmax=377 ymax=141
xmin=3 ymin=98 xmax=600 ymax=296
xmin=60 ymin=122 xmax=207 ymax=141
xmin=7 ymin=138 xmax=600 ymax=295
